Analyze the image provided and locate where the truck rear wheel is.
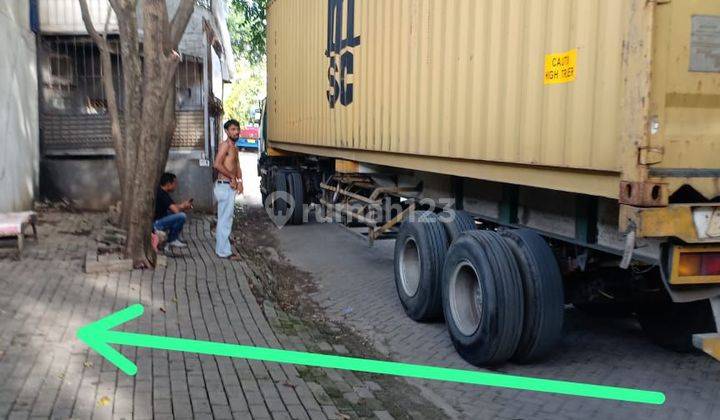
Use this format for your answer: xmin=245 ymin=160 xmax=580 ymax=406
xmin=272 ymin=169 xmax=289 ymax=217
xmin=442 ymin=231 xmax=524 ymax=366
xmin=500 ymin=229 xmax=564 ymax=363
xmin=286 ymin=171 xmax=305 ymax=225
xmin=438 ymin=210 xmax=476 ymax=243
xmin=261 ymin=166 xmax=276 ymax=208
xmin=638 ymin=299 xmax=716 ymax=353
xmin=394 ymin=212 xmax=449 ymax=321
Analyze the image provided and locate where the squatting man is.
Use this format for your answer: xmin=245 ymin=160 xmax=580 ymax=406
xmin=153 ymin=172 xmax=193 ymax=251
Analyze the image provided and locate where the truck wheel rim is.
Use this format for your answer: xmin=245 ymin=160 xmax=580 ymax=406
xmin=449 ymin=260 xmax=483 ymax=336
xmin=399 ymin=237 xmax=421 ymax=297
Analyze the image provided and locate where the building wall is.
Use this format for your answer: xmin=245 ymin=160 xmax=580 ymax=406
xmin=0 ymin=2 xmax=39 ymax=212
xmin=41 ymin=152 xmax=214 ymax=212
xmin=172 ymin=0 xmax=211 ymax=58
xmin=35 ymin=1 xmax=234 ymax=212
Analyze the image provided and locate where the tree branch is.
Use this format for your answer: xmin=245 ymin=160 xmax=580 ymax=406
xmin=107 ymin=0 xmax=122 ymax=12
xmin=78 ymin=0 xmax=109 ymax=50
xmin=78 ymin=0 xmax=124 ymax=176
xmin=169 ymin=0 xmax=196 ymax=49
xmin=160 ymin=50 xmax=183 ymax=93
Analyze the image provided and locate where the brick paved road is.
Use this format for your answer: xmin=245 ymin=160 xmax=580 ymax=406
xmin=0 ymin=210 xmax=430 ymax=419
xmin=274 ymin=222 xmax=720 ymax=420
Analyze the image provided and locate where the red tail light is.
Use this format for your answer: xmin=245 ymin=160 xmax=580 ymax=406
xmin=679 ymin=252 xmax=720 ymax=277
xmin=701 ymin=253 xmax=720 ymax=276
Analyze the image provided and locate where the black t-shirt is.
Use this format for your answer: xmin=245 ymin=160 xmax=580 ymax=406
xmin=155 ymin=188 xmax=175 ymax=220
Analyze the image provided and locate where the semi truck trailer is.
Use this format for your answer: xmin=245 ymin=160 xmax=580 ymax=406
xmin=259 ymin=0 xmax=720 ymax=365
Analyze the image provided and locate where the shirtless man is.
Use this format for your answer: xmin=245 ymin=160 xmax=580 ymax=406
xmin=213 ymin=119 xmax=243 ymax=259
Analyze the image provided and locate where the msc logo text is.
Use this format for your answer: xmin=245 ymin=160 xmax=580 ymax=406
xmin=326 ymin=0 xmax=361 ymax=108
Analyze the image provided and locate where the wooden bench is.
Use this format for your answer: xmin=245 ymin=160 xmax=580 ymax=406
xmin=0 ymin=212 xmax=38 ymax=258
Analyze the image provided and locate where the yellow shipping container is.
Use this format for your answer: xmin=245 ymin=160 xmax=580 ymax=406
xmin=263 ymin=0 xmax=720 ymax=362
xmin=266 ymin=0 xmax=720 ymax=203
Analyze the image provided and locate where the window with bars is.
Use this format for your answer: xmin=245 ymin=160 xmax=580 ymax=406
xmin=176 ymin=57 xmax=204 ymax=111
xmin=40 ymin=37 xmax=204 ymax=114
xmin=40 ymin=37 xmax=121 ymax=115
xmin=39 ymin=36 xmax=207 ymax=151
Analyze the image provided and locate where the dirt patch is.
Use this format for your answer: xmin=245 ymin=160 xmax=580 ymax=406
xmin=233 ymin=206 xmax=449 ymax=420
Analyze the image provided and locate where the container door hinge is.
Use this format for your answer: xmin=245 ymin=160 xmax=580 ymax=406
xmin=638 ymin=146 xmax=664 ymax=165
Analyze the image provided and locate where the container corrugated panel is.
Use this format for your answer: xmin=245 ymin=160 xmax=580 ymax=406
xmin=268 ymin=0 xmax=630 ymax=172
xmin=267 ymin=0 xmax=720 ymax=200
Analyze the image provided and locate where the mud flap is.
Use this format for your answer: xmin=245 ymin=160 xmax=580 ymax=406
xmin=693 ymin=297 xmax=720 ymax=361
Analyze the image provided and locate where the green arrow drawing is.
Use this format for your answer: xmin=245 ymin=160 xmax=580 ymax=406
xmin=78 ymin=305 xmax=665 ymax=405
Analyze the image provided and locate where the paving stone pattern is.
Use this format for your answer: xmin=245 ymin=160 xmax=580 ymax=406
xmin=259 ymin=299 xmax=445 ymax=420
xmin=0 ymin=211 xmax=422 ymax=419
xmin=275 ymin=222 xmax=720 ymax=420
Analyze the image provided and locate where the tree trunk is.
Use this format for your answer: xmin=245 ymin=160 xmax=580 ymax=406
xmin=80 ymin=0 xmax=196 ymax=267
xmin=123 ymin=0 xmax=182 ymax=267
xmin=126 ymin=130 xmax=163 ymax=266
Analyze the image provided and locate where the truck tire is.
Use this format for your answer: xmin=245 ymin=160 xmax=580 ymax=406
xmin=286 ymin=171 xmax=305 ymax=225
xmin=261 ymin=166 xmax=276 ymax=208
xmin=638 ymin=299 xmax=716 ymax=353
xmin=394 ymin=212 xmax=449 ymax=322
xmin=438 ymin=210 xmax=476 ymax=244
xmin=272 ymin=169 xmax=289 ymax=217
xmin=442 ymin=231 xmax=524 ymax=366
xmin=500 ymin=229 xmax=564 ymax=363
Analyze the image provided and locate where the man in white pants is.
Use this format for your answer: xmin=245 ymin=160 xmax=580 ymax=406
xmin=213 ymin=120 xmax=243 ymax=259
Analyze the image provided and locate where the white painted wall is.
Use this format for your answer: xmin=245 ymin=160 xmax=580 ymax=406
xmin=0 ymin=2 xmax=39 ymax=212
xmin=39 ymin=0 xmax=119 ymax=34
